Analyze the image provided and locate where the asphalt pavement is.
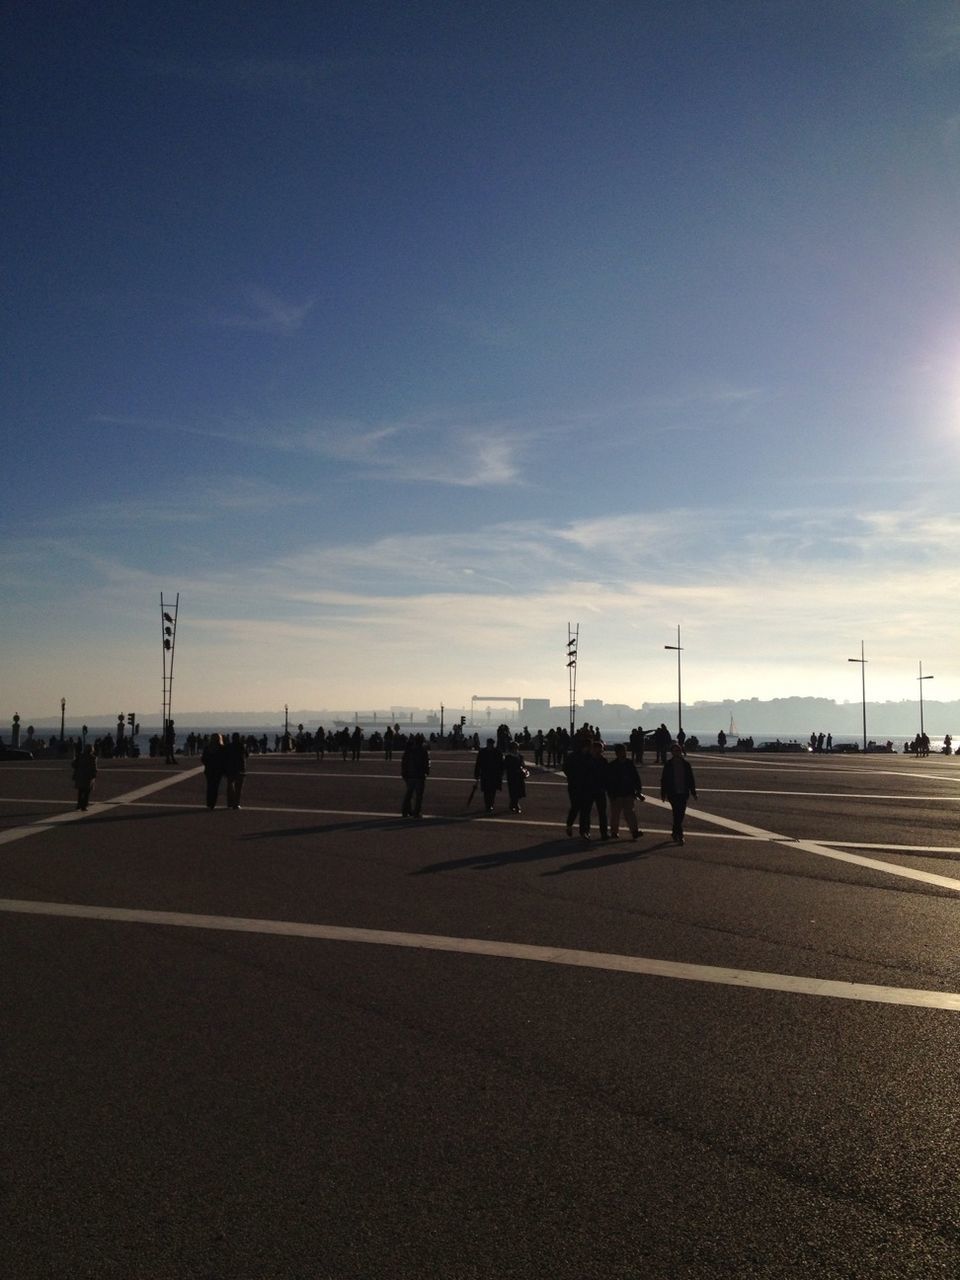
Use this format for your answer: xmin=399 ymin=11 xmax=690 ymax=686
xmin=2 ymin=747 xmax=959 ymax=1278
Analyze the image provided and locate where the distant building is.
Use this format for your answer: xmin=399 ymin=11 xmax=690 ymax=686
xmin=522 ymin=698 xmax=551 ymax=718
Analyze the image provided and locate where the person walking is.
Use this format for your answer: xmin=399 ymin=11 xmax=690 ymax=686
xmin=563 ymin=738 xmax=591 ymax=836
xmin=584 ymin=738 xmax=610 ymax=840
xmin=400 ymin=733 xmax=430 ymax=818
xmin=72 ymin=744 xmax=98 ymax=811
xmin=202 ymin=733 xmax=226 ymax=809
xmin=224 ymin=732 xmax=248 ymax=809
xmin=606 ymin=742 xmax=644 ymax=838
xmin=503 ymin=742 xmax=529 ymax=814
xmin=474 ymin=738 xmax=504 ymax=813
xmin=660 ymin=742 xmax=698 ymax=845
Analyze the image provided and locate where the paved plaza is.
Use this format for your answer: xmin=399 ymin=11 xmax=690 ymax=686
xmin=2 ymin=748 xmax=960 ymax=1278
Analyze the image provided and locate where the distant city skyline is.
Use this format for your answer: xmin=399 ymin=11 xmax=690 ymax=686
xmin=11 ymin=692 xmax=959 ymax=742
xmin=5 ymin=3 xmax=960 ymax=714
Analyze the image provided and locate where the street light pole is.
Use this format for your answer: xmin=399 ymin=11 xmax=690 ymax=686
xmin=848 ymin=641 xmax=867 ymax=752
xmin=664 ymin=624 xmax=683 ymax=737
xmin=918 ymin=660 xmax=933 ymax=739
xmin=59 ymin=697 xmax=66 ymax=747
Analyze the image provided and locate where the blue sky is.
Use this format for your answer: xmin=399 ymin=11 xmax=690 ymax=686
xmin=4 ymin=1 xmax=960 ymax=718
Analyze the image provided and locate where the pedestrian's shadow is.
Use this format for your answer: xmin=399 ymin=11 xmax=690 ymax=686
xmin=241 ymin=816 xmax=467 ymax=840
xmin=61 ymin=806 xmax=202 ymax=825
xmin=413 ymin=837 xmax=572 ymax=874
xmin=240 ymin=819 xmax=414 ymax=839
xmin=542 ymin=841 xmax=660 ymax=875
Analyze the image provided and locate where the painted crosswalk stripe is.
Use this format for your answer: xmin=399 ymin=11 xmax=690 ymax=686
xmin=0 ymin=895 xmax=957 ymax=1010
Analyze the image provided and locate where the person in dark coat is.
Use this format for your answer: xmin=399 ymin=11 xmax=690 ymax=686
xmin=72 ymin=744 xmax=98 ymax=811
xmin=474 ymin=738 xmax=504 ymax=813
xmin=606 ymin=742 xmax=644 ymax=838
xmin=503 ymin=742 xmax=529 ymax=814
xmin=400 ymin=734 xmax=430 ymax=818
xmin=224 ymin=732 xmax=248 ymax=809
xmin=660 ymin=742 xmax=698 ymax=844
xmin=201 ymin=734 xmax=227 ymax=809
xmin=584 ymin=739 xmax=610 ymax=840
xmin=563 ymin=739 xmax=591 ymax=836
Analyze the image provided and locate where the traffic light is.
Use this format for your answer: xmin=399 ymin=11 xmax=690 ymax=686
xmin=127 ymin=713 xmax=135 ymax=727
xmin=460 ymin=715 xmax=466 ymax=725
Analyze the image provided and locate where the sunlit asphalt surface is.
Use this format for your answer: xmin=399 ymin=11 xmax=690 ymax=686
xmin=2 ymin=749 xmax=959 ymax=1278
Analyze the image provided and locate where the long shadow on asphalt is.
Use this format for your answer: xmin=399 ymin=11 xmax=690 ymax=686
xmin=542 ymin=838 xmax=674 ymax=874
xmin=239 ymin=815 xmax=471 ymax=839
xmin=53 ymin=806 xmax=204 ymax=824
xmin=413 ymin=837 xmax=584 ymax=874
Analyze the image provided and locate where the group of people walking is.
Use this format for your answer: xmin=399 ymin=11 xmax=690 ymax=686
xmin=398 ymin=729 xmax=698 ymax=844
xmin=165 ymin=724 xmax=699 ymax=840
xmin=201 ymin=733 xmax=248 ymax=809
xmin=563 ymin=739 xmax=645 ymax=839
xmin=473 ymin=739 xmax=530 ymax=813
xmin=560 ymin=735 xmax=697 ymax=843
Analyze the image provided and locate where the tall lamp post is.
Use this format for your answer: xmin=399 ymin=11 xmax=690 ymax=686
xmin=566 ymin=624 xmax=579 ymax=737
xmin=848 ymin=641 xmax=867 ymax=752
xmin=664 ymin=624 xmax=683 ymax=738
xmin=59 ymin=697 xmax=66 ymax=748
xmin=917 ymin=660 xmax=933 ymax=740
xmin=161 ymin=593 xmax=180 ymax=764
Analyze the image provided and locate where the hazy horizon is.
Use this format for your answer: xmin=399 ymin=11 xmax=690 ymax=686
xmin=10 ymin=691 xmax=958 ymax=741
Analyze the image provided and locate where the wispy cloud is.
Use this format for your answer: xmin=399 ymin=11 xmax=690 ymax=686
xmin=258 ymin=415 xmax=530 ymax=487
xmin=915 ymin=11 xmax=960 ymax=63
xmin=211 ymin=287 xmax=316 ymax=334
xmin=7 ymin=503 xmax=960 ymax=710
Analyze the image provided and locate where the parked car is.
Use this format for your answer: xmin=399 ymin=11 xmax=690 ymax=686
xmin=0 ymin=745 xmax=33 ymax=760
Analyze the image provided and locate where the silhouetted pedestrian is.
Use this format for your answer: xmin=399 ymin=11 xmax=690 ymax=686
xmin=474 ymin=738 xmax=504 ymax=813
xmin=202 ymin=733 xmax=226 ymax=809
xmin=563 ymin=739 xmax=591 ymax=836
xmin=606 ymin=743 xmax=644 ymax=838
xmin=504 ymin=742 xmax=529 ymax=813
xmin=225 ymin=732 xmax=247 ymax=809
xmin=400 ymin=734 xmax=430 ymax=818
xmin=72 ymin=744 xmax=97 ymax=811
xmin=660 ymin=742 xmax=697 ymax=845
xmin=585 ymin=739 xmax=610 ymax=840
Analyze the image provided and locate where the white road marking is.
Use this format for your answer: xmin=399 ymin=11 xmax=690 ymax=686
xmin=699 ymin=787 xmax=960 ymax=802
xmin=0 ymin=769 xmax=203 ymax=846
xmin=695 ymin=758 xmax=960 ymax=784
xmin=0 ymin=895 xmax=956 ymax=1010
xmin=676 ymin=803 xmax=960 ymax=892
xmin=833 ymin=841 xmax=960 ymax=854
